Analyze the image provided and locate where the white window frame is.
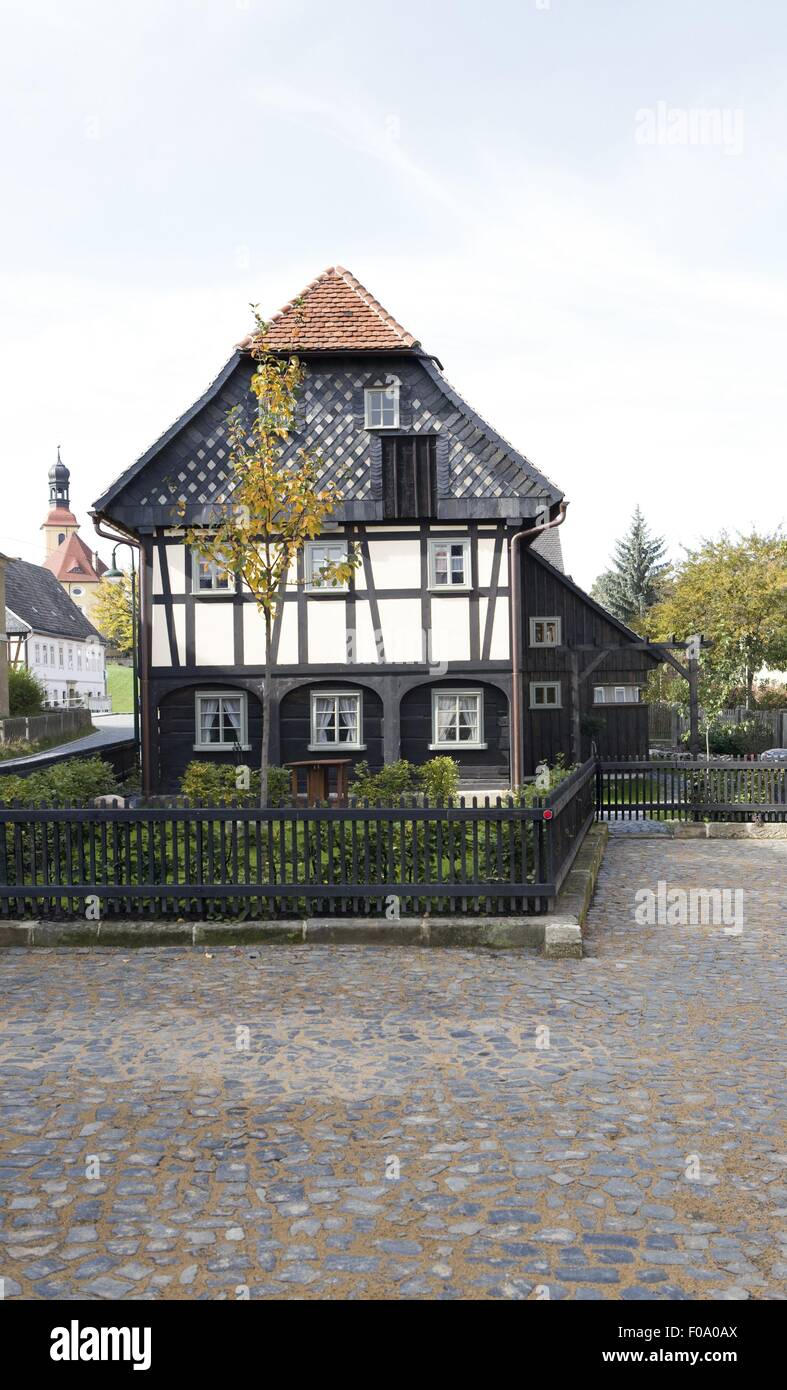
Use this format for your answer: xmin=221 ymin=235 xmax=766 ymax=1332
xmin=428 ymin=537 xmax=472 ymax=591
xmin=305 ymin=539 xmax=349 ymax=592
xmin=364 ymin=384 xmax=399 ymax=429
xmin=529 ymin=616 xmax=561 ymax=647
xmin=593 ymin=684 xmax=640 ymax=705
xmin=529 ymin=681 xmax=562 ymax=709
xmin=308 ymin=689 xmax=365 ymax=751
xmin=192 ymin=549 xmax=233 ymax=595
xmin=429 ymin=688 xmax=487 ymax=751
xmin=193 ymin=689 xmax=250 ymax=752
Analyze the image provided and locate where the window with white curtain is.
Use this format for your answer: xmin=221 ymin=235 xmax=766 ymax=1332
xmin=194 ymin=690 xmax=249 ymax=750
xmin=593 ymin=685 xmax=640 ymax=704
xmin=430 ymin=690 xmax=486 ymax=749
xmin=428 ymin=538 xmax=471 ymax=589
xmin=309 ymin=691 xmax=363 ymax=749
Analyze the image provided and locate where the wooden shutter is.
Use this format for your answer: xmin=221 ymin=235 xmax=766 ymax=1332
xmin=381 ymin=436 xmax=438 ymax=519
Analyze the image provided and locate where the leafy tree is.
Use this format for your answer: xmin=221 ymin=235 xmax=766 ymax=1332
xmin=650 ymin=528 xmax=787 ymax=709
xmin=92 ymin=574 xmax=134 ymax=655
xmin=180 ymin=311 xmax=358 ymax=804
xmin=8 ymin=665 xmax=46 ymax=715
xmin=591 ymin=506 xmax=670 ymax=625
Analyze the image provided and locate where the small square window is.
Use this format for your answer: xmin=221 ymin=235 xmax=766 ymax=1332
xmin=529 ymin=617 xmax=561 ymax=647
xmin=305 ymin=540 xmax=349 ymax=592
xmin=192 ymin=550 xmax=232 ymax=594
xmin=365 ymin=385 xmax=399 ymax=429
xmin=429 ymin=538 xmax=471 ymax=590
xmin=529 ymin=681 xmax=561 ymax=709
xmin=194 ymin=691 xmax=249 ymax=750
xmin=310 ymin=691 xmax=363 ymax=749
xmin=430 ymin=690 xmax=486 ymax=749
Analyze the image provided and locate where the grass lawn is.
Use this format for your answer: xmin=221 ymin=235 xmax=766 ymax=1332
xmin=107 ymin=663 xmax=133 ymax=714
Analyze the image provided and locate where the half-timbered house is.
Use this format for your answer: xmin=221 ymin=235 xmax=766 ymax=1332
xmin=92 ymin=266 xmax=656 ymax=792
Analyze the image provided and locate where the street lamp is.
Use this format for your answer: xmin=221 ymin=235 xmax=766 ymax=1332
xmin=104 ymin=544 xmax=139 ymax=748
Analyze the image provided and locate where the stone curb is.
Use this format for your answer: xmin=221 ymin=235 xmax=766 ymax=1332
xmin=0 ymin=827 xmax=610 ymax=959
xmin=608 ymin=821 xmax=787 ymax=840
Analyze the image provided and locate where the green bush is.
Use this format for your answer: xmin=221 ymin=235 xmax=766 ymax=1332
xmin=7 ymin=666 xmax=46 ymax=716
xmin=349 ymin=759 xmax=419 ymax=805
xmin=179 ymin=760 xmax=291 ymax=805
xmin=682 ymin=720 xmax=772 ymax=755
xmin=349 ymin=757 xmax=461 ymax=805
xmin=0 ymin=756 xmax=120 ymax=806
xmin=419 ymin=756 xmax=459 ymax=803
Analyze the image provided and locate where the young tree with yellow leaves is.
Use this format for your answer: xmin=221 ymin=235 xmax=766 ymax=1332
xmin=179 ymin=313 xmax=357 ymax=804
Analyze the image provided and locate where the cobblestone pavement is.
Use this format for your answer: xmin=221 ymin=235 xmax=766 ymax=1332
xmin=1 ymin=840 xmax=785 ymax=1301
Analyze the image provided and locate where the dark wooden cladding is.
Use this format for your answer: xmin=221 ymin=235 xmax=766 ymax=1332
xmin=400 ymin=679 xmax=509 ymax=783
xmin=157 ymin=683 xmax=263 ymax=791
xmin=279 ymin=681 xmax=384 ymax=774
xmin=381 ymin=435 xmax=437 ymax=519
xmin=520 ymin=547 xmax=657 ymax=773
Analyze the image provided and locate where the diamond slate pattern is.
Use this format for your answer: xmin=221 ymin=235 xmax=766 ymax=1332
xmin=124 ymin=356 xmax=558 ymax=513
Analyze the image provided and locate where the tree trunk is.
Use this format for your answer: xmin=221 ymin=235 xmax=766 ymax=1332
xmin=260 ymin=609 xmax=272 ymax=807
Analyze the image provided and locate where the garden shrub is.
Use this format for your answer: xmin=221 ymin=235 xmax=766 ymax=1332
xmin=179 ymin=760 xmax=291 ymax=805
xmin=7 ymin=666 xmax=46 ymax=716
xmin=419 ymin=756 xmax=459 ymax=803
xmin=0 ymin=756 xmax=120 ymax=806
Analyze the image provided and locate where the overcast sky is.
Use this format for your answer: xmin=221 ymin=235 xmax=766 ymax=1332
xmin=1 ymin=0 xmax=784 ymax=588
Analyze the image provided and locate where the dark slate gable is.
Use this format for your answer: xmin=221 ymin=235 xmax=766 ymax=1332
xmin=94 ymin=353 xmax=563 ymax=527
xmin=4 ymin=559 xmax=105 ymax=642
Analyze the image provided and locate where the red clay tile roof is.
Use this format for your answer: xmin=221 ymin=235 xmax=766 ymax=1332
xmin=236 ymin=266 xmax=419 ymax=353
xmin=43 ymin=532 xmax=107 ymax=584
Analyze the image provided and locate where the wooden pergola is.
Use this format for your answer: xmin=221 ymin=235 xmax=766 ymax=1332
xmin=565 ymin=637 xmax=713 ymax=760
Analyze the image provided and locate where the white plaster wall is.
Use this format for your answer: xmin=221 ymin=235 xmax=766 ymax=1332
xmin=243 ymin=604 xmax=267 ymax=666
xmin=429 ymin=597 xmax=470 ymax=663
xmin=151 ymin=609 xmax=171 ymax=666
xmin=367 ymin=539 xmax=420 ymax=591
xmin=194 ymin=603 xmax=235 ymax=666
xmin=277 ymin=604 xmax=298 ymax=664
xmin=377 ymin=598 xmax=423 ymax=663
xmin=481 ymin=595 xmax=510 ymax=659
xmin=307 ymin=600 xmax=347 ymax=664
xmin=24 ymin=633 xmax=106 ymax=700
xmin=351 ymin=600 xmax=379 ymax=664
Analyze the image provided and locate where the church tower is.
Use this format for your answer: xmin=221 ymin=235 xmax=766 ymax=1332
xmin=41 ymin=449 xmax=107 ymax=617
xmin=42 ymin=448 xmax=79 ymax=555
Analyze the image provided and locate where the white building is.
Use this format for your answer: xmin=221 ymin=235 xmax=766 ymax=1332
xmin=4 ymin=557 xmax=107 ymax=708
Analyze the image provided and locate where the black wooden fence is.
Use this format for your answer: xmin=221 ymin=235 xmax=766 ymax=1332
xmin=0 ymin=760 xmax=597 ymax=920
xmin=597 ymin=759 xmax=787 ymax=822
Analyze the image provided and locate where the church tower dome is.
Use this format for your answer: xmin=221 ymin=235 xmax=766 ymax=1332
xmin=42 ymin=447 xmax=78 ymax=545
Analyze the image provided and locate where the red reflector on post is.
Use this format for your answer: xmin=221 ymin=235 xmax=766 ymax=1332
xmin=543 ymin=809 xmax=553 ymax=820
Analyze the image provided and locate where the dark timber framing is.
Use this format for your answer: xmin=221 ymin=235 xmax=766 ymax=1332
xmin=92 ymin=287 xmax=661 ymax=793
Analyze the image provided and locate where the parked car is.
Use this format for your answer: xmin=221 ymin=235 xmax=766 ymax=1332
xmin=760 ymin=748 xmax=787 ymax=762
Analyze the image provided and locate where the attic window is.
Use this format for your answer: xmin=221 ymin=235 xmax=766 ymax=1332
xmin=365 ymin=385 xmax=399 ymax=429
